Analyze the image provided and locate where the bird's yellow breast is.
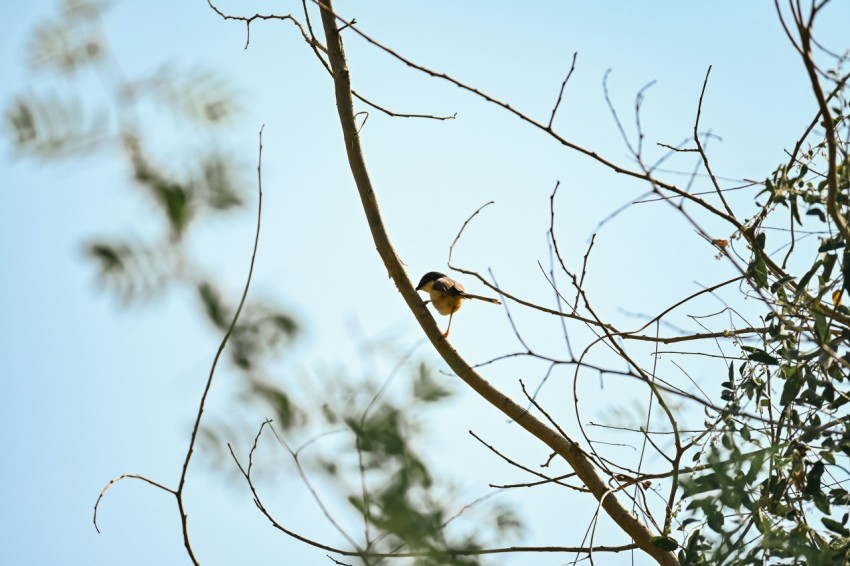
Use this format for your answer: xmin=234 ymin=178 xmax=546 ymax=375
xmin=430 ymin=291 xmax=463 ymax=316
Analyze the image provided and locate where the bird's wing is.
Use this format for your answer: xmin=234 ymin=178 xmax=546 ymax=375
xmin=433 ymin=277 xmax=464 ymax=296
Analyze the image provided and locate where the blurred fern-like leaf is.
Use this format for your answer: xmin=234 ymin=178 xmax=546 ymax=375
xmin=197 ymin=281 xmax=228 ymax=329
xmin=197 ymin=156 xmax=243 ymax=210
xmin=229 ymin=304 xmax=298 ymax=369
xmin=84 ymin=238 xmax=177 ymax=304
xmin=319 ymin=365 xmax=513 ymax=564
xmin=126 ymin=137 xmax=197 ymax=239
xmin=413 ymin=362 xmax=451 ymax=403
xmin=27 ymin=0 xmax=104 ymax=74
xmin=125 ymin=138 xmax=247 ymax=237
xmin=195 ymin=280 xmax=297 ymax=367
xmin=250 ymin=381 xmax=303 ymax=430
xmin=5 ymin=94 xmax=109 ymax=158
xmin=137 ymin=64 xmax=239 ymax=126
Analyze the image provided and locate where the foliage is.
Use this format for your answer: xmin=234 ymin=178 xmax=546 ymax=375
xmin=232 ymin=362 xmax=522 ymax=566
xmin=5 ymin=0 xmax=298 ymax=415
xmin=678 ymin=85 xmax=850 ymax=562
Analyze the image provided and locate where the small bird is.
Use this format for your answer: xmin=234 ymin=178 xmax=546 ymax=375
xmin=415 ymin=271 xmax=501 ymax=337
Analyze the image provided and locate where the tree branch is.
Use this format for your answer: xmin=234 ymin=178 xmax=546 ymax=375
xmin=793 ymin=3 xmax=850 ymax=242
xmin=316 ymin=2 xmax=678 ymax=564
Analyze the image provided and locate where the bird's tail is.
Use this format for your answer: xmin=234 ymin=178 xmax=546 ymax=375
xmin=463 ymin=293 xmax=501 ymax=304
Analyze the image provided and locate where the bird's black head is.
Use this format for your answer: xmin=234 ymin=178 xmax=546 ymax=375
xmin=416 ymin=271 xmax=447 ymax=290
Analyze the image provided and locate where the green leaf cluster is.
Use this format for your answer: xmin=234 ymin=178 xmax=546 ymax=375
xmin=681 ymin=64 xmax=850 ymax=563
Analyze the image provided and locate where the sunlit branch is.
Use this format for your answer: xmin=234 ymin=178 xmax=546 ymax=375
xmin=316 ymin=1 xmax=678 ymax=563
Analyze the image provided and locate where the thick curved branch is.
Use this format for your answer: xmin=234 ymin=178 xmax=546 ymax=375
xmin=794 ymin=4 xmax=850 ymax=242
xmin=317 ymin=2 xmax=677 ymax=564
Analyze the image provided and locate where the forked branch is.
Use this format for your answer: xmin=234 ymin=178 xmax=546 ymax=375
xmin=93 ymin=127 xmax=267 ymax=565
xmin=316 ymin=1 xmax=677 ymax=564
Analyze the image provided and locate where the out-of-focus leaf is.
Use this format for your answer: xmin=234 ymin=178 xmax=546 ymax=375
xmin=493 ymin=506 xmax=522 ymax=534
xmin=252 ymin=382 xmax=300 ymax=429
xmin=790 ymin=197 xmax=802 ymax=225
xmin=199 ymin=158 xmax=243 ymax=210
xmin=780 ymin=367 xmax=805 ymax=406
xmin=814 ymin=309 xmax=829 ymax=343
xmin=228 ymin=305 xmax=297 ymax=369
xmin=137 ymin=64 xmax=240 ymax=125
xmin=27 ymin=0 xmax=104 ymax=73
xmin=819 ymin=236 xmax=845 ymax=253
xmin=823 ymin=252 xmax=838 ymax=281
xmin=265 ymin=313 xmax=298 ymax=339
xmin=804 ymin=460 xmax=825 ymax=497
xmin=316 ymin=455 xmax=338 ymax=476
xmin=798 ymin=258 xmax=824 ymax=293
xmin=747 ymin=349 xmax=779 ymax=365
xmin=127 ymin=139 xmax=197 ymax=237
xmin=6 ymin=101 xmax=36 ymax=145
xmin=196 ymin=424 xmax=225 ymax=462
xmin=347 ymin=408 xmax=406 ymax=461
xmin=88 ymin=242 xmax=126 ymax=274
xmin=822 ymin=517 xmax=850 ymax=537
xmin=5 ymin=95 xmax=108 ymax=157
xmin=706 ymin=504 xmax=725 ymax=533
xmin=748 ymin=253 xmax=769 ymax=289
xmin=320 ymin=404 xmax=338 ymax=425
xmin=678 ymin=530 xmax=709 ymax=566
xmin=197 ymin=281 xmax=228 ymax=329
xmin=807 ymin=206 xmax=827 ymax=222
xmin=153 ymin=181 xmax=192 ymax=236
xmin=413 ymin=363 xmax=451 ymax=402
xmin=83 ymin=239 xmax=174 ymax=304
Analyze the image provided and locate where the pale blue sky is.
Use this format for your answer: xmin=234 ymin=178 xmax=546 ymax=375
xmin=2 ymin=2 xmax=849 ymax=565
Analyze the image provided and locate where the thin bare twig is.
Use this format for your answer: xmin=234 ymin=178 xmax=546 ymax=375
xmin=206 ymin=0 xmax=311 ymax=50
xmin=469 ymin=430 xmax=587 ymax=492
xmin=93 ymin=474 xmax=175 ymax=533
xmin=229 ymin=423 xmax=638 ymax=558
xmin=352 ymin=90 xmax=457 ymax=120
xmin=93 ymin=126 xmax=268 ymax=565
xmin=317 ymin=1 xmax=741 ymax=232
xmin=548 ymin=52 xmax=578 ymax=129
xmin=447 ymin=200 xmax=496 ymax=267
xmin=267 ymin=425 xmax=362 ymax=551
xmin=175 ymin=125 xmax=267 ymax=563
xmin=693 ymin=66 xmax=736 ymax=219
xmin=209 ymin=0 xmax=453 ymax=121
